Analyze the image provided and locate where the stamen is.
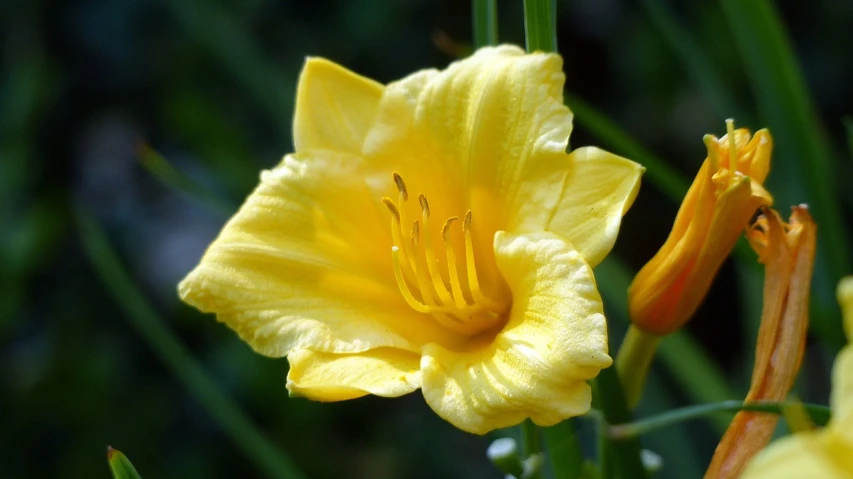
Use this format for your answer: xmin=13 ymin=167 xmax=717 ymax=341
xmin=391 ymin=246 xmax=430 ymax=313
xmin=383 ymin=197 xmax=418 ymax=278
xmin=381 ymin=173 xmax=507 ymax=332
xmin=725 ymin=119 xmax=738 ymax=174
xmin=411 ymin=220 xmax=445 ymax=308
xmin=419 ymin=194 xmax=455 ymax=305
xmin=463 ymin=211 xmax=501 ymax=309
xmin=441 ymin=216 xmax=469 ymax=309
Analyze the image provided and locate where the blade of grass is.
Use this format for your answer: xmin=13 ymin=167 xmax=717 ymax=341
xmin=523 ymin=0 xmax=557 ymax=53
xmin=107 ymin=447 xmax=144 ymax=479
xmin=641 ymin=0 xmax=743 ymax=121
xmin=844 ymin=117 xmax=853 ymax=162
xmin=565 ymin=93 xmax=690 ymax=200
xmin=137 ymin=144 xmax=234 ymax=214
xmin=472 ymin=0 xmax=498 ymax=48
xmin=77 ymin=209 xmax=306 ymax=479
xmin=721 ymin=0 xmax=850 ymax=346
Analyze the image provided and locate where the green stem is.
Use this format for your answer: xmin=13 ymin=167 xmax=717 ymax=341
xmin=609 ymin=400 xmax=831 ymax=439
xmin=520 ymin=420 xmax=542 ymax=479
xmin=523 ymin=0 xmax=557 ymax=53
xmin=76 ymin=209 xmax=306 ymax=479
xmin=615 ymin=325 xmax=661 ymax=408
xmin=593 ymin=367 xmax=648 ymax=479
xmin=544 ymin=420 xmax=582 ymax=479
xmin=472 ymin=0 xmax=498 ymax=48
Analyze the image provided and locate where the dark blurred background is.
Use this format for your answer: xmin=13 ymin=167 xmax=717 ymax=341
xmin=2 ymin=0 xmax=852 ymax=478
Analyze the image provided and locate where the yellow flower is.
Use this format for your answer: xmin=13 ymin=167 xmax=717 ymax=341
xmin=628 ymin=120 xmax=773 ymax=335
xmin=740 ymin=277 xmax=853 ymax=478
xmin=705 ymin=206 xmax=816 ymax=479
xmin=178 ymin=46 xmax=643 ymax=434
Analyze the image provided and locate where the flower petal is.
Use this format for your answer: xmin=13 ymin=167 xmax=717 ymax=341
xmin=831 ymin=346 xmax=853 ymax=429
xmin=293 ymin=57 xmax=384 ymax=155
xmin=363 ymin=45 xmax=574 ymax=236
xmin=740 ymin=432 xmax=842 ymax=479
xmin=286 ymin=348 xmax=422 ymax=401
xmin=546 ymin=147 xmax=644 ymax=267
xmin=179 ymin=150 xmax=464 ymax=357
xmin=420 ymin=231 xmax=611 ymax=434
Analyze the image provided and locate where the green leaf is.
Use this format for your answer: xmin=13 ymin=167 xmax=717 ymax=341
xmin=107 ymin=447 xmax=143 ymax=479
xmin=523 ymin=0 xmax=557 ymax=53
xmin=641 ymin=0 xmax=743 ymax=122
xmin=721 ymin=0 xmax=850 ymax=347
xmin=472 ymin=0 xmax=498 ymax=48
xmin=77 ymin=210 xmax=306 ymax=479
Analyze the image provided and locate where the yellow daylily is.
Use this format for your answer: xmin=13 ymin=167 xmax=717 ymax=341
xmin=706 ymin=206 xmax=815 ymax=479
xmin=628 ymin=120 xmax=773 ymax=335
xmin=178 ymin=45 xmax=644 ymax=434
xmin=740 ymin=277 xmax=853 ymax=478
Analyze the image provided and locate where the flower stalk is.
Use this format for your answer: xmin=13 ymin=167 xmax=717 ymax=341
xmin=608 ymin=400 xmax=830 ymax=440
xmin=615 ymin=325 xmax=661 ymax=408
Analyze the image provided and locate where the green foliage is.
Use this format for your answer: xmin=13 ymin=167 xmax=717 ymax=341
xmin=107 ymin=447 xmax=143 ymax=479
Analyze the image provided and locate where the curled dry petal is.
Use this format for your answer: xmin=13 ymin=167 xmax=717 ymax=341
xmin=740 ymin=276 xmax=853 ymax=478
xmin=705 ymin=206 xmax=816 ymax=479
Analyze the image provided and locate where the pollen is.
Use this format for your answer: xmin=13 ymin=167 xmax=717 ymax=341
xmin=382 ymin=172 xmax=506 ymax=334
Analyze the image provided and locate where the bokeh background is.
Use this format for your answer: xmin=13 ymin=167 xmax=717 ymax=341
xmin=2 ymin=0 xmax=852 ymax=477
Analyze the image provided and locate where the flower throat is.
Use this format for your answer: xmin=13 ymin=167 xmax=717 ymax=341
xmin=382 ymin=173 xmax=508 ymax=335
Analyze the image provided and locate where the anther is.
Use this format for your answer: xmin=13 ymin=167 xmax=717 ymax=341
xmin=441 ymin=217 xmax=458 ymax=240
xmin=393 ymin=172 xmax=408 ymax=201
xmin=382 ymin=197 xmax=400 ymax=221
xmin=419 ymin=194 xmax=430 ymax=217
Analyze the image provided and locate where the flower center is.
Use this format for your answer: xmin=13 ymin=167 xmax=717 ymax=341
xmin=381 ymin=172 xmax=508 ymax=335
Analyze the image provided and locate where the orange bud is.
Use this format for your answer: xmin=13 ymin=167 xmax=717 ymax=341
xmin=628 ymin=121 xmax=773 ymax=335
xmin=705 ymin=206 xmax=816 ymax=479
